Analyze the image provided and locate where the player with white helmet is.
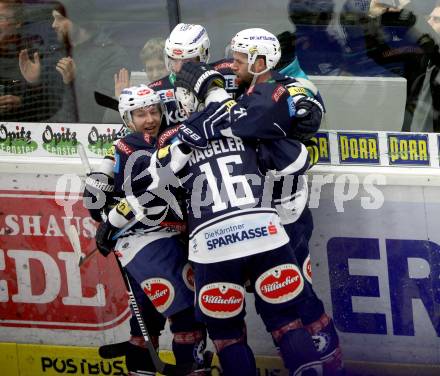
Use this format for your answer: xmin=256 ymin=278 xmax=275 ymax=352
xmin=148 ymin=22 xmax=241 ymax=126
xmin=175 ymin=27 xmax=324 ymax=144
xmin=173 ymin=28 xmax=343 ymax=375
xmin=230 ymin=27 xmax=281 ymax=77
xmin=83 ymin=85 xmax=168 ymax=223
xmin=93 ymin=23 xmax=237 ymax=374
xmin=118 ymin=84 xmax=167 ymax=134
xmin=85 ymin=85 xmax=212 ymax=376
xmin=164 ymin=23 xmax=210 ymax=73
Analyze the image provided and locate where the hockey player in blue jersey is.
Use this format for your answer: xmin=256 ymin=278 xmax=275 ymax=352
xmin=83 ymin=89 xmax=167 ymax=374
xmin=138 ymin=68 xmax=326 ymax=375
xmin=88 ymin=23 xmax=234 ymax=374
xmin=146 ymin=22 xmax=310 ymax=140
xmin=84 ymin=85 xmax=211 ymax=376
xmin=144 ymin=22 xmax=243 ymax=131
xmin=174 ymin=28 xmax=343 ymax=375
xmin=91 ymin=25 xmax=212 ymax=371
xmin=132 ymin=22 xmax=307 ymax=133
xmin=90 ymin=23 xmax=328 ymax=375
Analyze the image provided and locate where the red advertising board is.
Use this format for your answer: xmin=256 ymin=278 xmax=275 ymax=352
xmin=0 ymin=190 xmax=130 ymax=330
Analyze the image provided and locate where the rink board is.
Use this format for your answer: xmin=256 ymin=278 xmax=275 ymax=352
xmin=1 ymin=124 xmax=440 ymax=374
xmin=0 ymin=343 xmax=439 ymax=376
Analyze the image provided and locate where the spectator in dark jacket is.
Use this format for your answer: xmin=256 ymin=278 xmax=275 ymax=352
xmin=365 ymin=0 xmax=440 ymax=131
xmin=51 ymin=0 xmax=126 ymax=123
xmin=0 ymin=0 xmax=62 ymax=121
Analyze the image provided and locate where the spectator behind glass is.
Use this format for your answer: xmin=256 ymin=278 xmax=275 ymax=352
xmin=288 ymin=0 xmax=346 ymax=75
xmin=51 ymin=0 xmax=126 ymax=123
xmin=0 ymin=0 xmax=62 ymax=121
xmin=404 ymin=1 xmax=440 ymax=132
xmin=337 ymin=0 xmax=399 ymax=76
xmin=114 ymin=38 xmax=168 ymax=99
xmin=139 ymin=37 xmax=167 ymax=82
xmin=365 ymin=0 xmax=440 ymax=131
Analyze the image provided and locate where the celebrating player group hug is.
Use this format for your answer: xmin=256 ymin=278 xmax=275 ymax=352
xmin=83 ymin=23 xmax=342 ymax=376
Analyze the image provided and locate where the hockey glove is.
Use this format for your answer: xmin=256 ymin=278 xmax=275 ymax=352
xmin=99 ymin=340 xmax=157 ymax=375
xmin=95 ymin=220 xmax=118 ymax=257
xmin=83 ymin=172 xmax=114 ymax=222
xmin=292 ymin=96 xmax=324 ymax=141
xmin=175 ymin=62 xmax=226 ymax=103
xmin=177 ymin=101 xmax=227 ymax=149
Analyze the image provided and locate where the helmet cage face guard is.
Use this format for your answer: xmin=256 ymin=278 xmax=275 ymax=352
xmin=174 ymin=86 xmax=204 ymax=117
xmin=231 ymin=28 xmax=281 ymax=76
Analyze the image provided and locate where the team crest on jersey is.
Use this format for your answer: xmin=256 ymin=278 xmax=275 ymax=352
xmin=303 ymin=255 xmax=312 ymax=284
xmin=182 ymin=263 xmax=195 ymax=291
xmin=255 ymin=264 xmax=304 ymax=304
xmin=312 ymin=331 xmax=330 ymax=354
xmin=198 ymin=282 xmax=244 ymax=318
xmin=141 ymin=278 xmax=175 ymax=313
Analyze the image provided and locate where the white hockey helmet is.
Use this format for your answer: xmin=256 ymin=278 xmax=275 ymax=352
xmin=230 ymin=28 xmax=281 ymax=75
xmin=118 ymin=84 xmax=165 ymax=128
xmin=164 ymin=23 xmax=210 ymax=65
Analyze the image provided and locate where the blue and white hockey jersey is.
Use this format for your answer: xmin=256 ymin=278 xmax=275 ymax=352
xmin=178 ymin=70 xmax=322 ymax=225
xmin=191 ymin=70 xmax=322 ymax=142
xmin=150 ymin=137 xmax=289 ymax=264
xmin=106 ymin=132 xmax=183 ymax=265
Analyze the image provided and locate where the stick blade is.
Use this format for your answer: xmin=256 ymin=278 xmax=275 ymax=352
xmin=94 ymin=91 xmax=119 ymax=111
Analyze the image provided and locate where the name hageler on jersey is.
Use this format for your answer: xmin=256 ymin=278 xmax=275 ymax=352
xmin=181 ymin=135 xmax=289 ymax=264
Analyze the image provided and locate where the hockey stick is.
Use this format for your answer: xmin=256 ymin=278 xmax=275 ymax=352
xmin=65 ymin=225 xmax=177 ymax=375
xmin=77 ymin=219 xmax=177 ymax=267
xmin=63 ymin=143 xmax=94 ymax=266
xmin=114 ymin=254 xmax=176 ymax=376
xmin=77 ymin=143 xmax=92 ymax=175
xmin=94 ymin=91 xmax=119 ymax=111
xmin=65 ymin=224 xmax=99 ymax=267
xmin=78 ymin=248 xmax=99 ymax=267
xmin=66 ymin=224 xmax=84 ymax=266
